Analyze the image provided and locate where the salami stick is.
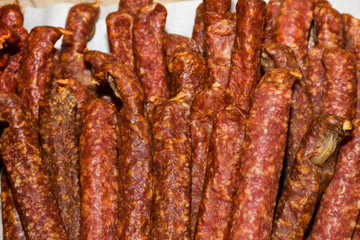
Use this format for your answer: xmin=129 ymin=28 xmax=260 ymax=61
xmin=18 ymin=26 xmax=68 ymax=122
xmin=152 ymin=49 xmax=206 ymax=239
xmin=267 ymin=0 xmax=284 ymax=28
xmin=133 ymin=3 xmax=169 ymax=103
xmin=0 ymin=91 xmax=67 ymax=239
xmin=274 ymin=0 xmax=314 ymax=77
xmin=119 ymin=0 xmax=153 ymax=15
xmin=203 ymin=0 xmax=231 ymax=28
xmin=192 ymin=3 xmax=206 ymax=56
xmin=321 ymin=48 xmax=357 ymax=120
xmin=1 ymin=171 xmax=26 ymax=240
xmin=39 ymin=87 xmax=81 ymax=240
xmin=272 ymin=115 xmax=354 ymax=240
xmin=308 ymin=118 xmax=360 ymax=239
xmin=263 ymin=6 xmax=274 ymax=44
xmin=0 ymin=20 xmax=19 ymax=49
xmin=79 ymin=98 xmax=119 ymax=240
xmin=0 ymin=3 xmax=23 ymax=27
xmin=84 ymin=50 xmax=153 ymax=239
xmin=106 ymin=9 xmax=134 ymax=70
xmin=229 ymin=69 xmax=295 ymax=240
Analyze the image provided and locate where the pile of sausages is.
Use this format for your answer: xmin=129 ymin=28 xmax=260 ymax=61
xmin=1 ymin=0 xmax=360 ymax=239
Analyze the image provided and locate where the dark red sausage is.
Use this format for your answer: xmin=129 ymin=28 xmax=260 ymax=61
xmin=106 ymin=9 xmax=134 ymax=70
xmin=263 ymin=6 xmax=274 ymax=44
xmin=79 ymin=98 xmax=119 ymax=240
xmin=0 ymin=3 xmax=23 ymax=27
xmin=203 ymin=0 xmax=231 ymax=28
xmin=0 ymin=20 xmax=20 ymax=49
xmin=267 ymin=0 xmax=284 ymax=28
xmin=0 ymin=91 xmax=68 ymax=240
xmin=271 ymin=115 xmax=354 ymax=240
xmin=119 ymin=0 xmax=153 ymax=16
xmin=192 ymin=3 xmax=206 ymax=56
xmin=18 ymin=26 xmax=67 ymax=122
xmin=39 ymin=87 xmax=81 ymax=240
xmin=0 ymin=72 xmax=16 ymax=93
xmin=152 ymin=49 xmax=206 ymax=239
xmin=229 ymin=69 xmax=295 ymax=240
xmin=308 ymin=117 xmax=360 ymax=239
xmin=1 ymin=171 xmax=26 ymax=240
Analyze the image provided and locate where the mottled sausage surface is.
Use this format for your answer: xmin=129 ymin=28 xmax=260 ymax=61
xmin=272 ymin=115 xmax=354 ymax=240
xmin=119 ymin=0 xmax=153 ymax=16
xmin=0 ymin=20 xmax=19 ymax=48
xmin=79 ymin=98 xmax=119 ymax=240
xmin=39 ymin=87 xmax=81 ymax=240
xmin=0 ymin=91 xmax=68 ymax=240
xmin=192 ymin=3 xmax=206 ymax=56
xmin=203 ymin=0 xmax=231 ymax=28
xmin=229 ymin=69 xmax=295 ymax=240
xmin=0 ymin=3 xmax=23 ymax=27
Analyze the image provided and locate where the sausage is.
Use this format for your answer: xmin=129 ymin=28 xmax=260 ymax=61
xmin=271 ymin=114 xmax=354 ymax=240
xmin=0 ymin=72 xmax=16 ymax=93
xmin=206 ymin=19 xmax=236 ymax=88
xmin=39 ymin=87 xmax=81 ymax=240
xmin=274 ymin=0 xmax=314 ymax=77
xmin=192 ymin=3 xmax=206 ymax=56
xmin=321 ymin=48 xmax=357 ymax=120
xmin=229 ymin=69 xmax=295 ymax=240
xmin=343 ymin=14 xmax=360 ymax=118
xmin=119 ymin=0 xmax=153 ymax=15
xmin=133 ymin=3 xmax=169 ymax=104
xmin=203 ymin=0 xmax=231 ymax=28
xmin=267 ymin=0 xmax=284 ymax=28
xmin=61 ymin=2 xmax=99 ymax=88
xmin=106 ymin=9 xmax=134 ymax=70
xmin=263 ymin=6 xmax=274 ymax=44
xmin=190 ymin=83 xmax=227 ymax=238
xmin=163 ymin=33 xmax=200 ymax=97
xmin=1 ymin=170 xmax=26 ymax=240
xmin=79 ymin=98 xmax=119 ymax=240
xmin=0 ymin=20 xmax=20 ymax=49
xmin=0 ymin=3 xmax=23 ymax=27
xmin=152 ymin=49 xmax=206 ymax=239
xmin=308 ymin=117 xmax=360 ymax=239
xmin=18 ymin=26 xmax=67 ymax=122
xmin=84 ymin=49 xmax=153 ymax=239
xmin=0 ymin=91 xmax=68 ymax=239
xmin=226 ymin=0 xmax=266 ymax=112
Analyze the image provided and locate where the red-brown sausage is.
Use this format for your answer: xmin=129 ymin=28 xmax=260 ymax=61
xmin=0 ymin=91 xmax=68 ymax=240
xmin=192 ymin=3 xmax=206 ymax=56
xmin=39 ymin=87 xmax=81 ymax=240
xmin=0 ymin=72 xmax=16 ymax=93
xmin=203 ymin=0 xmax=231 ymax=28
xmin=0 ymin=3 xmax=23 ymax=27
xmin=106 ymin=9 xmax=134 ymax=70
xmin=263 ymin=6 xmax=274 ymax=44
xmin=79 ymin=98 xmax=119 ymax=240
xmin=133 ymin=3 xmax=169 ymax=104
xmin=267 ymin=0 xmax=284 ymax=28
xmin=18 ymin=26 xmax=67 ymax=122
xmin=271 ymin=115 xmax=354 ymax=240
xmin=119 ymin=0 xmax=153 ymax=16
xmin=308 ymin=117 xmax=360 ymax=239
xmin=152 ymin=49 xmax=206 ymax=239
xmin=229 ymin=69 xmax=295 ymax=240
xmin=0 ymin=20 xmax=19 ymax=49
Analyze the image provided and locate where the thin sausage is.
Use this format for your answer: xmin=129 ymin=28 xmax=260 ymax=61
xmin=192 ymin=3 xmax=206 ymax=56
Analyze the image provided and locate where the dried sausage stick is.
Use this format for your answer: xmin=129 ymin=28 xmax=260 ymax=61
xmin=274 ymin=0 xmax=314 ymax=77
xmin=192 ymin=3 xmax=206 ymax=56
xmin=39 ymin=87 xmax=81 ymax=240
xmin=79 ymin=98 xmax=119 ymax=240
xmin=343 ymin=14 xmax=360 ymax=117
xmin=106 ymin=9 xmax=134 ymax=70
xmin=152 ymin=49 xmax=206 ymax=240
xmin=119 ymin=0 xmax=153 ymax=16
xmin=308 ymin=117 xmax=360 ymax=239
xmin=0 ymin=91 xmax=68 ymax=240
xmin=0 ymin=3 xmax=23 ymax=27
xmin=263 ymin=6 xmax=274 ymax=44
xmin=229 ymin=69 xmax=295 ymax=240
xmin=1 ymin=170 xmax=26 ymax=240
xmin=261 ymin=43 xmax=313 ymax=192
xmin=321 ymin=48 xmax=357 ymax=120
xmin=84 ymin=50 xmax=152 ymax=240
xmin=203 ymin=0 xmax=231 ymax=28
xmin=0 ymin=20 xmax=19 ymax=49
xmin=133 ymin=3 xmax=169 ymax=104
xmin=267 ymin=0 xmax=284 ymax=28
xmin=226 ymin=0 xmax=266 ymax=112
xmin=18 ymin=26 xmax=68 ymax=122
xmin=0 ymin=72 xmax=16 ymax=93
xmin=206 ymin=19 xmax=236 ymax=88
xmin=271 ymin=114 xmax=354 ymax=240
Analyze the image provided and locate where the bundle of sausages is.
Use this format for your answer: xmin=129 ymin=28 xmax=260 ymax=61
xmin=0 ymin=0 xmax=360 ymax=239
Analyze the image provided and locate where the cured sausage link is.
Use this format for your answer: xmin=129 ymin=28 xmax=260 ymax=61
xmin=192 ymin=3 xmax=206 ymax=56
xmin=0 ymin=91 xmax=68 ymax=240
xmin=272 ymin=114 xmax=354 ymax=240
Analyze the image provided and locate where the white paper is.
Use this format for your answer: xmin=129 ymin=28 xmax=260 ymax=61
xmin=1 ymin=0 xmax=360 ymax=239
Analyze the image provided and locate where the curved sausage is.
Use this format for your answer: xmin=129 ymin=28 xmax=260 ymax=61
xmin=133 ymin=3 xmax=169 ymax=103
xmin=18 ymin=26 xmax=67 ymax=122
xmin=152 ymin=49 xmax=206 ymax=239
xmin=79 ymin=98 xmax=119 ymax=240
xmin=229 ymin=69 xmax=295 ymax=240
xmin=0 ymin=91 xmax=68 ymax=240
xmin=271 ymin=114 xmax=354 ymax=240
xmin=308 ymin=117 xmax=360 ymax=239
xmin=192 ymin=3 xmax=206 ymax=56
xmin=39 ymin=87 xmax=81 ymax=240
xmin=106 ymin=9 xmax=134 ymax=70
